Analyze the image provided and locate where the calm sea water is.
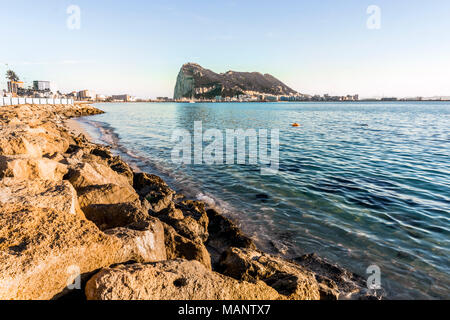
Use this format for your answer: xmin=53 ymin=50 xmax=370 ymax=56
xmin=79 ymin=102 xmax=449 ymax=299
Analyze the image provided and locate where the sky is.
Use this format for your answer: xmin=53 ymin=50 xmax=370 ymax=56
xmin=0 ymin=0 xmax=449 ymax=99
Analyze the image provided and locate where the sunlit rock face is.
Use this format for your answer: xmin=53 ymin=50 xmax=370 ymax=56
xmin=173 ymin=63 xmax=298 ymax=100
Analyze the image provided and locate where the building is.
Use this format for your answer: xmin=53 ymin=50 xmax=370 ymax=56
xmin=112 ymin=94 xmax=131 ymax=102
xmin=96 ymin=94 xmax=107 ymax=101
xmin=33 ymin=80 xmax=51 ymax=91
xmin=77 ymin=90 xmax=93 ymax=100
xmin=7 ymin=81 xmax=24 ymax=95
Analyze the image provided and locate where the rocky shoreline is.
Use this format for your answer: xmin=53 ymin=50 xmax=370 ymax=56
xmin=0 ymin=104 xmax=375 ymax=300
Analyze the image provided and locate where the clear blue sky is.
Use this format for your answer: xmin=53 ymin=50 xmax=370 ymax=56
xmin=1 ymin=0 xmax=449 ymax=98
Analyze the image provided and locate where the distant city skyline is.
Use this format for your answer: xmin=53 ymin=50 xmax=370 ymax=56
xmin=1 ymin=0 xmax=449 ymax=99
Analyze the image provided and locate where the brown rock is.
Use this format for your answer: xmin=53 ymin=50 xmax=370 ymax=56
xmin=0 ymin=205 xmax=122 ymax=300
xmin=206 ymin=209 xmax=256 ymax=265
xmin=133 ymin=172 xmax=174 ymax=212
xmin=163 ymin=222 xmax=211 ymax=269
xmin=294 ymin=253 xmax=366 ymax=300
xmin=82 ymin=202 xmax=149 ymax=230
xmin=219 ymin=247 xmax=321 ymax=300
xmin=104 ymin=217 xmax=166 ymax=263
xmin=66 ymin=161 xmax=130 ymax=190
xmin=0 ymin=178 xmax=83 ymax=217
xmin=154 ymin=201 xmax=209 ymax=243
xmin=0 ymin=123 xmax=70 ymax=158
xmin=85 ymin=260 xmax=282 ymax=300
xmin=0 ymin=155 xmax=68 ymax=181
xmin=77 ymin=184 xmax=140 ymax=210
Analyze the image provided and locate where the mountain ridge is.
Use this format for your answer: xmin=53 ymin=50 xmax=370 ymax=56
xmin=173 ymin=63 xmax=298 ymax=100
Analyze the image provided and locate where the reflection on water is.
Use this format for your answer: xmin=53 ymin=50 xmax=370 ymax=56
xmin=78 ymin=101 xmax=450 ymax=299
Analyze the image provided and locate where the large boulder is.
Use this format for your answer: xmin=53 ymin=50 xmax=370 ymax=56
xmin=294 ymin=253 xmax=367 ymax=300
xmin=82 ymin=202 xmax=149 ymax=231
xmin=85 ymin=260 xmax=282 ymax=300
xmin=66 ymin=161 xmax=131 ymax=190
xmin=104 ymin=217 xmax=166 ymax=263
xmin=155 ymin=201 xmax=209 ymax=243
xmin=0 ymin=204 xmax=122 ymax=300
xmin=0 ymin=155 xmax=68 ymax=181
xmin=133 ymin=172 xmax=175 ymax=212
xmin=205 ymin=209 xmax=256 ymax=265
xmin=0 ymin=178 xmax=83 ymax=216
xmin=218 ymin=247 xmax=321 ymax=300
xmin=163 ymin=222 xmax=211 ymax=269
xmin=77 ymin=184 xmax=140 ymax=210
xmin=0 ymin=123 xmax=70 ymax=158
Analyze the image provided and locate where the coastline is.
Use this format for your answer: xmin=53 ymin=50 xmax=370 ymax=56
xmin=0 ymin=104 xmax=376 ymax=300
xmin=64 ymin=118 xmax=93 ymax=141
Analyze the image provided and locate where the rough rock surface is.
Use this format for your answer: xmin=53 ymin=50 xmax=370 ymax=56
xmin=0 ymin=204 xmax=121 ymax=300
xmin=294 ymin=253 xmax=368 ymax=300
xmin=219 ymin=247 xmax=321 ymax=300
xmin=0 ymin=178 xmax=83 ymax=216
xmin=163 ymin=222 xmax=211 ymax=269
xmin=206 ymin=209 xmax=256 ymax=266
xmin=0 ymin=155 xmax=68 ymax=181
xmin=82 ymin=202 xmax=149 ymax=231
xmin=104 ymin=217 xmax=166 ymax=263
xmin=77 ymin=183 xmax=140 ymax=210
xmin=133 ymin=172 xmax=175 ymax=212
xmin=85 ymin=260 xmax=282 ymax=300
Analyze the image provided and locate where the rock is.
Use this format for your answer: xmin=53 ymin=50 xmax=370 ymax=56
xmin=176 ymin=200 xmax=209 ymax=237
xmin=104 ymin=217 xmax=166 ymax=263
xmin=66 ymin=161 xmax=130 ymax=190
xmin=107 ymin=156 xmax=134 ymax=186
xmin=205 ymin=209 xmax=256 ymax=265
xmin=133 ymin=172 xmax=174 ymax=212
xmin=154 ymin=201 xmax=209 ymax=243
xmin=0 ymin=155 xmax=68 ymax=181
xmin=294 ymin=253 xmax=366 ymax=300
xmin=82 ymin=202 xmax=149 ymax=230
xmin=218 ymin=247 xmax=321 ymax=300
xmin=85 ymin=260 xmax=282 ymax=300
xmin=173 ymin=63 xmax=298 ymax=100
xmin=163 ymin=222 xmax=211 ymax=269
xmin=77 ymin=184 xmax=140 ymax=210
xmin=0 ymin=178 xmax=83 ymax=216
xmin=0 ymin=205 xmax=122 ymax=300
xmin=0 ymin=123 xmax=70 ymax=158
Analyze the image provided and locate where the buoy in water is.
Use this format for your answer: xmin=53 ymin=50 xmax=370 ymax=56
xmin=292 ymin=123 xmax=300 ymax=127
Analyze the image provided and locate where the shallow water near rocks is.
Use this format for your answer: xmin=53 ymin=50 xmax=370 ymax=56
xmin=77 ymin=101 xmax=450 ymax=299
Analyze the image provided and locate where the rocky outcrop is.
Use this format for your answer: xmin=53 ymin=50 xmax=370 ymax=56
xmin=133 ymin=172 xmax=175 ymax=212
xmin=85 ymin=260 xmax=282 ymax=300
xmin=0 ymin=204 xmax=122 ymax=300
xmin=0 ymin=155 xmax=68 ymax=181
xmin=104 ymin=217 xmax=166 ymax=263
xmin=82 ymin=202 xmax=150 ymax=231
xmin=173 ymin=63 xmax=298 ymax=99
xmin=218 ymin=247 xmax=321 ymax=300
xmin=294 ymin=253 xmax=368 ymax=300
xmin=206 ymin=208 xmax=256 ymax=266
xmin=163 ymin=222 xmax=212 ymax=269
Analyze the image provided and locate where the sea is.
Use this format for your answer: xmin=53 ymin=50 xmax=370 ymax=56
xmin=76 ymin=101 xmax=450 ymax=299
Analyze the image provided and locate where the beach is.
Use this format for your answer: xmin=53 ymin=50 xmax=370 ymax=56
xmin=0 ymin=103 xmax=373 ymax=300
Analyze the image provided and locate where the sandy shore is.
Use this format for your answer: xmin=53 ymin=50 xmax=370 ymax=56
xmin=0 ymin=103 xmax=374 ymax=300
xmin=64 ymin=118 xmax=92 ymax=141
